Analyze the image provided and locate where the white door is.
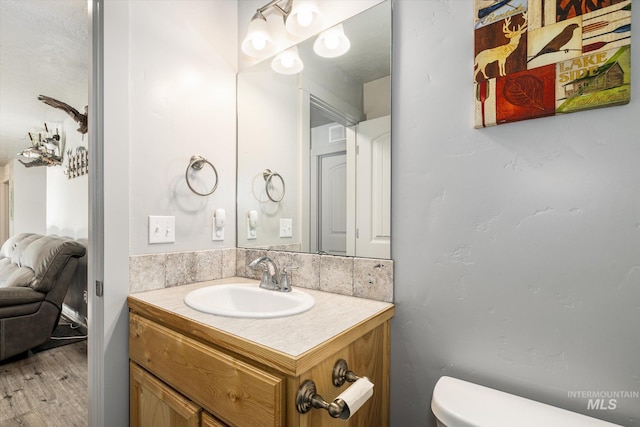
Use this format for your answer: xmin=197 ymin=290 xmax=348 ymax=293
xmin=319 ymin=152 xmax=347 ymax=255
xmin=355 ymin=115 xmax=391 ymax=259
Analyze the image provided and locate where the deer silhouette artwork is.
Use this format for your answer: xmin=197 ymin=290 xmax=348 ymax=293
xmin=474 ymin=12 xmax=528 ymax=81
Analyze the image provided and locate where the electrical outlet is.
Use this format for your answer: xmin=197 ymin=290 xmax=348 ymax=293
xmin=148 ymin=215 xmax=175 ymax=244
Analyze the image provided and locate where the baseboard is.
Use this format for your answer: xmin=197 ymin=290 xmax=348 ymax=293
xmin=61 ymin=304 xmax=88 ymax=334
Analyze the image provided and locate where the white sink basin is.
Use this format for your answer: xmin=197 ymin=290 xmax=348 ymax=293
xmin=183 ymin=282 xmax=315 ymax=319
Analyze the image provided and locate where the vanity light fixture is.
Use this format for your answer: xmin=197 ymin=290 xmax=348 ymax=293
xmin=313 ymin=23 xmax=350 ymax=58
xmin=241 ymin=11 xmax=276 ymax=59
xmin=271 ymin=46 xmax=304 ymax=74
xmin=241 ymin=0 xmax=323 ymax=59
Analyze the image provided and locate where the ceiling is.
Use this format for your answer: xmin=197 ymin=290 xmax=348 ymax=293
xmin=0 ymin=0 xmax=89 ymax=167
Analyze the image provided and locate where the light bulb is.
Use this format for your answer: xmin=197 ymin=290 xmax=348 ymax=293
xmin=296 ymin=9 xmax=313 ymax=27
xmin=251 ymin=37 xmax=266 ymax=51
xmin=313 ymin=24 xmax=350 ymax=58
xmin=280 ymin=54 xmax=295 ymax=69
xmin=271 ymin=47 xmax=303 ymax=74
xmin=324 ymin=34 xmax=340 ymax=50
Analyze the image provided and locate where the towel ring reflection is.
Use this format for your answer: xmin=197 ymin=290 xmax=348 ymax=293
xmin=263 ymin=169 xmax=285 ymax=202
xmin=186 ymin=155 xmax=218 ymax=196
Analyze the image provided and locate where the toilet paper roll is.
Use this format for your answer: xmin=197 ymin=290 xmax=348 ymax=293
xmin=336 ymin=377 xmax=374 ymax=420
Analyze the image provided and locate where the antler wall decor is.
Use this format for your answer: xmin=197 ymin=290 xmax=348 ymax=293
xmin=17 ymin=122 xmax=65 ymax=168
xmin=65 ymin=146 xmax=88 ymax=179
xmin=38 ymin=95 xmax=87 ymax=134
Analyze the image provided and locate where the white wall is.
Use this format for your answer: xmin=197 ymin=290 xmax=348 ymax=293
xmin=391 ymin=1 xmax=640 ymax=426
xmin=46 ymin=116 xmax=88 ymax=239
xmin=11 ymin=158 xmax=46 ymax=235
xmin=128 ymin=0 xmax=237 ymax=255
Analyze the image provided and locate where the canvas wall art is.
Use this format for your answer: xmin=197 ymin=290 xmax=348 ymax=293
xmin=474 ymin=0 xmax=631 ymax=128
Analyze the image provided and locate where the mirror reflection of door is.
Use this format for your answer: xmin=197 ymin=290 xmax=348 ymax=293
xmin=354 ymin=115 xmax=391 ymax=259
xmin=319 ymin=152 xmax=347 ymax=255
xmin=310 ymin=123 xmax=347 ymax=255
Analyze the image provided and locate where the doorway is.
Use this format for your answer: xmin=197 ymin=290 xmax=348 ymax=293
xmin=308 ymin=97 xmax=352 ymax=255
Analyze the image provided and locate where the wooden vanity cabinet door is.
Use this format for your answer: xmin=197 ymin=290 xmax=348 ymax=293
xmin=130 ymin=362 xmax=201 ymax=427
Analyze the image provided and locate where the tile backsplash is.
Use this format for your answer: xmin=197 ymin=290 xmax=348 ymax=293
xmin=130 ymin=248 xmax=393 ymax=302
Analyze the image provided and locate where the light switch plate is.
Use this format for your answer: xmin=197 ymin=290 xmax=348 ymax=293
xmin=149 ymin=216 xmax=175 ymax=244
xmin=280 ymin=218 xmax=293 ymax=238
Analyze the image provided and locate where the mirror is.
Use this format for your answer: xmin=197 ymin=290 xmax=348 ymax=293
xmin=237 ymin=1 xmax=391 ymax=259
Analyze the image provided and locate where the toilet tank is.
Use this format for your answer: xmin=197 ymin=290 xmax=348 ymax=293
xmin=431 ymin=376 xmax=622 ymax=427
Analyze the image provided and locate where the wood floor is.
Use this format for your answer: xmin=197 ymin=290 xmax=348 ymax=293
xmin=0 ymin=341 xmax=88 ymax=427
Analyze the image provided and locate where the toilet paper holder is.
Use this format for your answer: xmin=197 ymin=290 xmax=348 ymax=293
xmin=296 ymin=359 xmax=372 ymax=420
xmin=332 ymin=359 xmax=360 ymax=386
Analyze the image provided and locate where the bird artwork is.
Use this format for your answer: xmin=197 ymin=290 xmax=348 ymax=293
xmin=527 ymin=23 xmax=580 ymax=63
xmin=473 ymin=0 xmax=632 ymax=128
xmin=38 ymin=95 xmax=88 ymax=134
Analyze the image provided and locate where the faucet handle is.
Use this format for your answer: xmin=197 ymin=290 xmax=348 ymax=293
xmin=280 ymin=266 xmax=298 ymax=292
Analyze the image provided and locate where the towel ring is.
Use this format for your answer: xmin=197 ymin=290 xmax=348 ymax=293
xmin=263 ymin=169 xmax=285 ymax=202
xmin=186 ymin=155 xmax=218 ymax=196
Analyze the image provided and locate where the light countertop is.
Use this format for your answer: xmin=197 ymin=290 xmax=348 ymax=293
xmin=128 ymin=277 xmax=394 ymax=359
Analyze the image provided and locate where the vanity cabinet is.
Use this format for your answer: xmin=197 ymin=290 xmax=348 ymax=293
xmin=128 ymin=281 xmax=394 ymax=427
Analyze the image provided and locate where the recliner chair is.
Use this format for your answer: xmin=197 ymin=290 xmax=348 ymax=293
xmin=0 ymin=233 xmax=86 ymax=361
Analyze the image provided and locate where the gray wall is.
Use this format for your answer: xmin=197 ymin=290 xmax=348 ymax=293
xmin=390 ymin=1 xmax=640 ymax=426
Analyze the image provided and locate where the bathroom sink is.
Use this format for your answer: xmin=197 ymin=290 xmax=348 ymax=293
xmin=183 ymin=282 xmax=315 ymax=319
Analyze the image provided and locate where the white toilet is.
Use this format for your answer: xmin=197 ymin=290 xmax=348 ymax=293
xmin=431 ymin=376 xmax=622 ymax=427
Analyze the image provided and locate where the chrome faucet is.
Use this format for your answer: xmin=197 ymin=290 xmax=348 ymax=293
xmin=249 ymin=257 xmax=298 ymax=292
xmin=249 ymin=256 xmax=280 ymax=290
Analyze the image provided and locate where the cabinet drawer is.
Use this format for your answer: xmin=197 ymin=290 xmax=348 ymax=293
xmin=130 ymin=362 xmax=201 ymax=427
xmin=130 ymin=313 xmax=284 ymax=427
